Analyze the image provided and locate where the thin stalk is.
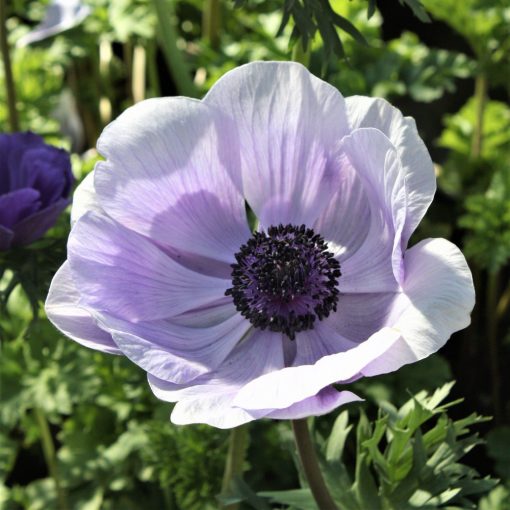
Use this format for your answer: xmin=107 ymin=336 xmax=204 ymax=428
xmin=152 ymin=0 xmax=198 ymax=97
xmin=99 ymin=39 xmax=113 ymax=124
xmin=221 ymin=425 xmax=249 ymax=510
xmin=34 ymin=408 xmax=69 ymax=510
xmin=471 ymin=73 xmax=487 ymax=159
xmin=146 ymin=40 xmax=161 ymax=97
xmin=496 ymin=279 xmax=510 ymax=321
xmin=202 ymin=0 xmax=221 ymax=50
xmin=123 ymin=40 xmax=133 ymax=104
xmin=292 ymin=419 xmax=338 ymax=510
xmin=461 ymin=266 xmax=480 ymax=399
xmin=0 ymin=0 xmax=19 ymax=131
xmin=69 ymin=59 xmax=100 ymax=147
xmin=468 ymin=70 xmax=501 ymax=422
xmin=486 ymin=271 xmax=502 ymax=423
xmin=132 ymin=44 xmax=146 ymax=103
xmin=292 ymin=39 xmax=311 ymax=68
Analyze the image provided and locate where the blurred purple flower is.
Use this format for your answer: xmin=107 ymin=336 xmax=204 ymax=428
xmin=46 ymin=62 xmax=474 ymax=428
xmin=17 ymin=0 xmax=90 ymax=48
xmin=0 ymin=132 xmax=73 ymax=250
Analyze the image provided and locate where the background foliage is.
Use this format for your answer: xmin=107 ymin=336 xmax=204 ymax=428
xmin=1 ymin=0 xmax=509 ymax=508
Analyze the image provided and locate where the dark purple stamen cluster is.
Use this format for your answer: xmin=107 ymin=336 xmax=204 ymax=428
xmin=225 ymin=224 xmax=341 ymax=340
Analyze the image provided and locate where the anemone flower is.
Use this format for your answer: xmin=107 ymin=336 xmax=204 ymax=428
xmin=0 ymin=132 xmax=73 ymax=251
xmin=16 ymin=0 xmax=90 ymax=48
xmin=46 ymin=62 xmax=474 ymax=429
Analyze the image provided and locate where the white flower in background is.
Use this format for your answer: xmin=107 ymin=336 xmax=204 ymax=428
xmin=17 ymin=0 xmax=90 ymax=47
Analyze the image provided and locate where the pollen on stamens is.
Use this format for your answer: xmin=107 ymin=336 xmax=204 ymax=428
xmin=225 ymin=224 xmax=341 ymax=340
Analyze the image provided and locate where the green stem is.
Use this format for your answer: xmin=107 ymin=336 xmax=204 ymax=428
xmin=292 ymin=39 xmax=311 ymax=67
xmin=152 ymin=0 xmax=198 ymax=97
xmin=34 ymin=408 xmax=69 ymax=510
xmin=221 ymin=425 xmax=249 ymax=510
xmin=471 ymin=73 xmax=487 ymax=159
xmin=146 ymin=40 xmax=161 ymax=98
xmin=123 ymin=40 xmax=133 ymax=105
xmin=68 ymin=61 xmax=99 ymax=148
xmin=0 ymin=0 xmax=19 ymax=131
xmin=292 ymin=419 xmax=338 ymax=510
xmin=203 ymin=0 xmax=221 ymax=50
xmin=496 ymin=279 xmax=510 ymax=321
xmin=486 ymin=271 xmax=502 ymax=423
xmin=0 ymin=271 xmax=18 ymax=308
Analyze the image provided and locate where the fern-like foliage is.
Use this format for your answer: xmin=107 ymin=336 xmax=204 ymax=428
xmin=227 ymin=383 xmax=497 ymax=509
xmin=232 ymin=0 xmax=429 ymax=59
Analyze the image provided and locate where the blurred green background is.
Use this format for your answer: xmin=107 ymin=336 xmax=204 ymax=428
xmin=0 ymin=0 xmax=509 ymax=508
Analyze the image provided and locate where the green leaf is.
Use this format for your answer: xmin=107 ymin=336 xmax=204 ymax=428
xmin=108 ymin=0 xmax=156 ymax=41
xmin=352 ymin=452 xmax=381 ymax=510
xmin=329 ymin=9 xmax=367 ymax=46
xmin=486 ymin=427 xmax=510 ymax=481
xmin=0 ymin=434 xmax=17 ymax=482
xmin=258 ymin=489 xmax=317 ymax=510
xmin=326 ymin=410 xmax=352 ymax=462
xmin=439 ymin=99 xmax=510 ymax=163
xmin=367 ymin=0 xmax=377 ymax=19
xmin=23 ymin=478 xmax=57 ymax=510
xmin=400 ymin=0 xmax=431 ymax=22
xmin=421 ymin=0 xmax=509 ymax=64
xmin=479 ymin=486 xmax=510 ymax=510
xmin=219 ymin=477 xmax=271 ymax=510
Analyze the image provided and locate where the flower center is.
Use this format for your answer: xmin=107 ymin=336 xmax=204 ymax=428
xmin=225 ymin=224 xmax=341 ymax=340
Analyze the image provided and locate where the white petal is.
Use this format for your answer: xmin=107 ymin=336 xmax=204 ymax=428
xmin=68 ymin=212 xmax=229 ymax=321
xmin=266 ymin=388 xmax=362 ymax=420
xmin=45 ymin=261 xmax=120 ymax=354
xmin=93 ymin=308 xmax=251 ymax=384
xmin=204 ymin=61 xmax=349 ymax=227
xmin=346 ymin=96 xmax=436 ymax=245
xmin=94 ymin=97 xmax=250 ymax=264
xmin=70 ymin=171 xmax=104 ymax=226
xmin=334 ymin=128 xmax=406 ymax=292
xmin=391 ymin=237 xmax=475 ymax=360
xmin=149 ymin=330 xmax=285 ymax=428
xmin=233 ymin=327 xmax=403 ymax=411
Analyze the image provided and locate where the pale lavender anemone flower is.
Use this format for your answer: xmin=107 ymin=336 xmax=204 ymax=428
xmin=45 ymin=62 xmax=475 ymax=429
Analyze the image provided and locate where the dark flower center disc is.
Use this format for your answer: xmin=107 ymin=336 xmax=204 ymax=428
xmin=226 ymin=224 xmax=341 ymax=340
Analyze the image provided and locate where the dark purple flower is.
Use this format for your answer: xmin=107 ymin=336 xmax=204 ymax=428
xmin=46 ymin=62 xmax=474 ymax=428
xmin=0 ymin=132 xmax=73 ymax=250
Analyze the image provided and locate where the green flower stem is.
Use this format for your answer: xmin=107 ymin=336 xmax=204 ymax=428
xmin=152 ymin=0 xmax=198 ymax=98
xmin=292 ymin=39 xmax=311 ymax=68
xmin=469 ymin=70 xmax=502 ymax=422
xmin=292 ymin=419 xmax=338 ymax=510
xmin=221 ymin=424 xmax=249 ymax=510
xmin=469 ymin=70 xmax=503 ymax=422
xmin=496 ymin=279 xmax=510 ymax=321
xmin=34 ymin=408 xmax=69 ymax=510
xmin=147 ymin=40 xmax=161 ymax=97
xmin=471 ymin=73 xmax=487 ymax=159
xmin=203 ymin=0 xmax=221 ymax=50
xmin=68 ymin=60 xmax=100 ymax=148
xmin=0 ymin=271 xmax=18 ymax=313
xmin=0 ymin=0 xmax=19 ymax=131
xmin=123 ymin=40 xmax=133 ymax=104
xmin=486 ymin=271 xmax=502 ymax=423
